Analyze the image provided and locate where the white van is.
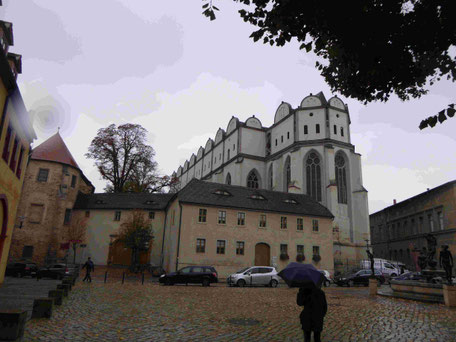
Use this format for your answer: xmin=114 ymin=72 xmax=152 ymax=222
xmin=360 ymin=258 xmax=400 ymax=277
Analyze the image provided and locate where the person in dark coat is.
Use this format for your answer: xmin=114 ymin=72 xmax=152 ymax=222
xmin=82 ymin=257 xmax=94 ymax=283
xmin=297 ymin=281 xmax=328 ymax=342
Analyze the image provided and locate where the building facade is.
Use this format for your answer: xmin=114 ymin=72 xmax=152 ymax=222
xmin=8 ymin=132 xmax=94 ymax=265
xmin=0 ymin=16 xmax=36 ymax=285
xmin=173 ymin=92 xmax=369 ymax=264
xmin=370 ymin=180 xmax=456 ymax=270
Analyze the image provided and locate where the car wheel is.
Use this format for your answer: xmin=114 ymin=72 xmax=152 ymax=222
xmin=237 ymin=279 xmax=246 ymax=287
xmin=270 ymin=279 xmax=278 ymax=288
xmin=348 ymin=280 xmax=354 ymax=287
xmin=202 ymin=278 xmax=210 ymax=287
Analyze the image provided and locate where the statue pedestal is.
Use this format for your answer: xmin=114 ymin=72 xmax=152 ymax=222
xmin=369 ymin=278 xmax=377 ymax=296
xmin=443 ymin=284 xmax=456 ymax=307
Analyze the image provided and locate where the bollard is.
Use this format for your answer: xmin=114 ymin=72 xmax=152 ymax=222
xmin=32 ymin=298 xmax=53 ymax=319
xmin=122 ymin=272 xmax=125 ymax=284
xmin=142 ymin=272 xmax=144 ymax=285
xmin=48 ymin=290 xmax=64 ymax=305
xmin=104 ymin=271 xmax=108 ymax=283
xmin=62 ymin=279 xmax=72 ymax=290
xmin=0 ymin=310 xmax=27 ymax=341
xmin=56 ymin=284 xmax=70 ymax=297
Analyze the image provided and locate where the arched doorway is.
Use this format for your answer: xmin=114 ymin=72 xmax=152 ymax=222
xmin=0 ymin=195 xmax=8 ymax=266
xmin=255 ymin=243 xmax=270 ymax=266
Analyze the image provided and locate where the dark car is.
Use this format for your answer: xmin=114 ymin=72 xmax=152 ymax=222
xmin=5 ymin=262 xmax=38 ymax=278
xmin=335 ymin=269 xmax=385 ymax=287
xmin=391 ymin=272 xmax=422 ymax=281
xmin=37 ymin=263 xmax=74 ymax=280
xmin=159 ymin=266 xmax=218 ymax=286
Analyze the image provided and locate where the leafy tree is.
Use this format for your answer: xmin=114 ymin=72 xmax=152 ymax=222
xmin=203 ymin=0 xmax=456 ymax=128
xmin=117 ymin=210 xmax=154 ymax=270
xmin=66 ymin=215 xmax=88 ymax=264
xmin=85 ymin=123 xmax=175 ymax=192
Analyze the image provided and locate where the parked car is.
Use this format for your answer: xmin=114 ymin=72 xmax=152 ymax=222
xmin=5 ymin=262 xmax=38 ymax=278
xmin=227 ymin=266 xmax=280 ymax=287
xmin=360 ymin=258 xmax=400 ymax=277
xmin=159 ymin=266 xmax=218 ymax=286
xmin=319 ymin=270 xmax=332 ymax=287
xmin=391 ymin=272 xmax=422 ymax=282
xmin=335 ymin=269 xmax=385 ymax=287
xmin=37 ymin=263 xmax=74 ymax=280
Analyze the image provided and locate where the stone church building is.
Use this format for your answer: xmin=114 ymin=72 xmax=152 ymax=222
xmin=174 ymin=92 xmax=370 ymax=263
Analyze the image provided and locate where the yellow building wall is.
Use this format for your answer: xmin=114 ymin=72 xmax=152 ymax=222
xmin=0 ymin=83 xmax=32 ymax=285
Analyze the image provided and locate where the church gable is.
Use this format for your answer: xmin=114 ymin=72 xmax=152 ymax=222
xmin=274 ymin=102 xmax=292 ymax=124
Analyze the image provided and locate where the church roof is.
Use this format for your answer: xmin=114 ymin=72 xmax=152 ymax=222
xmin=31 ymin=132 xmax=80 ymax=169
xmin=176 ymin=179 xmax=334 ymax=218
xmin=73 ymin=192 xmax=174 ymax=210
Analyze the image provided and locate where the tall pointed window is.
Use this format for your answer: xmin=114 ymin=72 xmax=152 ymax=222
xmin=306 ymin=152 xmax=322 ymax=201
xmin=247 ymin=170 xmax=259 ymax=189
xmin=226 ymin=173 xmax=231 ymax=185
xmin=284 ymin=157 xmax=291 ymax=192
xmin=268 ymin=165 xmax=273 ymax=190
xmin=335 ymin=154 xmax=347 ymax=204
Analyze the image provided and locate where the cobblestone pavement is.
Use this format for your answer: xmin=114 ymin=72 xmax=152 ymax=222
xmin=22 ymin=280 xmax=456 ymax=342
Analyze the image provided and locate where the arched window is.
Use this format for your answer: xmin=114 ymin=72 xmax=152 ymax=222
xmin=335 ymin=154 xmax=347 ymax=204
xmin=226 ymin=173 xmax=231 ymax=185
xmin=247 ymin=170 xmax=259 ymax=189
xmin=284 ymin=156 xmax=291 ymax=192
xmin=268 ymin=165 xmax=273 ymax=190
xmin=306 ymin=152 xmax=322 ymax=201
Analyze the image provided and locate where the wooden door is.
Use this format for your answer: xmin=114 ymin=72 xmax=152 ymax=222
xmin=255 ymin=243 xmax=270 ymax=266
xmin=109 ymin=240 xmax=132 ymax=266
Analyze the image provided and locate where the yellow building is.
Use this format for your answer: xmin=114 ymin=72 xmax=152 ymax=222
xmin=0 ymin=19 xmax=36 ymax=285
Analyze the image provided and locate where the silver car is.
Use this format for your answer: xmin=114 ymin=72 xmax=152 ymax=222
xmin=227 ymin=266 xmax=280 ymax=287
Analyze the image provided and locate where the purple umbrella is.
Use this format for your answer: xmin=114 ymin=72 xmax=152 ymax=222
xmin=277 ymin=262 xmax=323 ymax=287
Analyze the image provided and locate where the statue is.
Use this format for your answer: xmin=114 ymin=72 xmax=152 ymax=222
xmin=417 ymin=247 xmax=428 ymax=271
xmin=366 ymin=249 xmax=375 ymax=278
xmin=439 ymin=245 xmax=454 ymax=285
xmin=424 ymin=234 xmax=438 ymax=268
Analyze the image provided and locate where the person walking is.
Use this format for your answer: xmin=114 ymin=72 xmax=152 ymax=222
xmin=297 ymin=281 xmax=328 ymax=342
xmin=82 ymin=257 xmax=94 ymax=283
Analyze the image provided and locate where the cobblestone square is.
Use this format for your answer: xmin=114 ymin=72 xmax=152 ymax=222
xmin=22 ymin=279 xmax=456 ymax=341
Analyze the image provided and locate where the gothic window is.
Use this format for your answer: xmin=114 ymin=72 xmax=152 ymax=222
xmin=304 ymin=125 xmax=308 ymax=134
xmin=284 ymin=157 xmax=291 ymax=192
xmin=335 ymin=154 xmax=348 ymax=204
xmin=316 ymin=124 xmax=320 ymax=134
xmin=247 ymin=170 xmax=259 ymax=189
xmin=268 ymin=165 xmax=273 ymax=190
xmin=306 ymin=152 xmax=322 ymax=201
xmin=226 ymin=173 xmax=231 ymax=185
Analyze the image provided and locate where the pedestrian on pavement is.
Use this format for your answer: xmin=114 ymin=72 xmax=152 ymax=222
xmin=296 ymin=281 xmax=328 ymax=342
xmin=82 ymin=257 xmax=94 ymax=283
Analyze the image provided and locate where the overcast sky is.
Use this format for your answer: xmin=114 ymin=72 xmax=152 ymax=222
xmin=2 ymin=0 xmax=455 ymax=214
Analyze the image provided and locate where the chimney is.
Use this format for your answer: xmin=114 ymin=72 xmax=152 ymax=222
xmin=393 ymin=199 xmax=396 ymax=205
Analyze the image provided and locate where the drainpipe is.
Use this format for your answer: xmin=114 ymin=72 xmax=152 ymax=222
xmin=159 ymin=209 xmax=168 ymax=270
xmin=175 ymin=202 xmax=183 ymax=272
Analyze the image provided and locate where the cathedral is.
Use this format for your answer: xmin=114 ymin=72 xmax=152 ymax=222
xmin=173 ymin=92 xmax=370 ymax=263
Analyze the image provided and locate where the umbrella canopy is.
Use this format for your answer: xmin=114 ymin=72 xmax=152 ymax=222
xmin=278 ymin=262 xmax=323 ymax=287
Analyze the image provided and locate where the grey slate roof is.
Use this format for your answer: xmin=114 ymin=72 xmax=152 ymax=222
xmin=73 ymin=192 xmax=174 ymax=210
xmin=177 ymin=179 xmax=334 ymax=218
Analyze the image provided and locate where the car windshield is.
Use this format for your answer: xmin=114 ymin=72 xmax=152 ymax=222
xmin=236 ymin=267 xmax=250 ymax=274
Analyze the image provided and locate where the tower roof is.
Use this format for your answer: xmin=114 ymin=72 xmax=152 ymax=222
xmin=31 ymin=132 xmax=80 ymax=169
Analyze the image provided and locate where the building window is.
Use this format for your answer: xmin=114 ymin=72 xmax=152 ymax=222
xmin=316 ymin=124 xmax=320 ymax=134
xmin=312 ymin=219 xmax=319 ymax=232
xmin=149 ymin=211 xmax=155 ymax=219
xmin=196 ymin=238 xmax=206 ymax=253
xmin=64 ymin=209 xmax=72 ymax=225
xmin=284 ymin=157 xmax=291 ymax=192
xmin=22 ymin=246 xmax=34 ymax=258
xmin=281 ymin=135 xmax=283 ymax=143
xmin=16 ymin=147 xmax=24 ymax=178
xmin=259 ymin=214 xmax=266 ymax=227
xmin=287 ymin=132 xmax=290 ymax=139
xmin=306 ymin=152 xmax=322 ymax=202
xmin=198 ymin=208 xmax=207 ymax=223
xmin=341 ymin=127 xmax=344 ymax=136
xmin=247 ymin=170 xmax=259 ymax=189
xmin=313 ymin=246 xmax=320 ymax=256
xmin=297 ymin=245 xmax=304 ymax=256
xmin=71 ymin=175 xmax=77 ymax=188
xmin=62 ymin=165 xmax=69 ymax=175
xmin=280 ymin=217 xmax=287 ymax=229
xmin=114 ymin=211 xmax=121 ymax=221
xmin=438 ymin=211 xmax=444 ymax=230
xmin=333 ymin=125 xmax=337 ymax=135
xmin=236 ymin=241 xmax=244 ymax=255
xmin=280 ymin=244 xmax=288 ymax=254
xmin=29 ymin=204 xmax=44 ymax=224
xmin=237 ymin=212 xmax=245 ymax=226
xmin=9 ymin=137 xmax=18 ymax=171
xmin=217 ymin=240 xmax=225 ymax=254
xmin=297 ymin=218 xmax=303 ymax=230
xmin=275 ymin=139 xmax=277 ymax=146
xmin=2 ymin=125 xmax=12 ymax=162
xmin=268 ymin=165 xmax=273 ymax=190
xmin=304 ymin=125 xmax=308 ymax=134
xmin=85 ymin=211 xmax=90 ymax=218
xmin=335 ymin=154 xmax=347 ymax=204
xmin=37 ymin=168 xmax=49 ymax=182
xmin=226 ymin=173 xmax=231 ymax=185
xmin=218 ymin=210 xmax=226 ymax=224
xmin=233 ymin=144 xmax=235 ymax=151
xmin=428 ymin=214 xmax=434 ymax=232
xmin=227 ymin=149 xmax=230 ymax=159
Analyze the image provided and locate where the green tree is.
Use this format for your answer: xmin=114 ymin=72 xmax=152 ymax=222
xmin=203 ymin=0 xmax=456 ymax=128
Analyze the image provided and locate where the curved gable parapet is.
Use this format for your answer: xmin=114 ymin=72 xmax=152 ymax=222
xmin=177 ymin=166 xmax=182 ymax=177
xmin=245 ymin=115 xmax=262 ymax=129
xmin=197 ymin=146 xmax=205 ymax=160
xmin=215 ymin=128 xmax=225 ymax=144
xmin=189 ymin=154 xmax=196 ymax=167
xmin=226 ymin=116 xmax=239 ymax=134
xmin=204 ymin=138 xmax=214 ymax=152
xmin=183 ymin=160 xmax=189 ymax=172
xmin=329 ymin=96 xmax=346 ymax=110
xmin=300 ymin=95 xmax=323 ymax=108
xmin=274 ymin=102 xmax=292 ymax=123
